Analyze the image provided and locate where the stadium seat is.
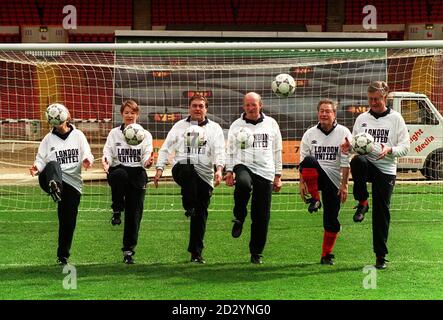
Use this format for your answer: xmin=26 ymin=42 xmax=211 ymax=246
xmin=0 ymin=62 xmax=39 ymax=119
xmin=0 ymin=34 xmax=21 ymax=43
xmin=150 ymin=0 xmax=326 ymax=26
xmin=67 ymin=33 xmax=114 ymax=43
xmin=0 ymin=0 xmax=132 ymax=26
xmin=345 ymin=0 xmax=434 ymax=25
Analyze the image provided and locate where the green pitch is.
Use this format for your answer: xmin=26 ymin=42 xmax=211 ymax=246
xmin=0 ymin=183 xmax=442 ymax=300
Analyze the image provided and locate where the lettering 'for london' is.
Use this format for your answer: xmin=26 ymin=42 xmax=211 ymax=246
xmin=56 ymin=149 xmax=79 ymax=164
xmin=314 ymin=146 xmax=339 ymax=160
xmin=118 ymin=148 xmax=141 ymax=163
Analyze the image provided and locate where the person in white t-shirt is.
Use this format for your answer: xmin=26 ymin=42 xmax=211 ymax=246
xmin=30 ymin=103 xmax=94 ymax=265
xmin=154 ymin=94 xmax=225 ymax=264
xmin=299 ymin=99 xmax=352 ymax=265
xmin=102 ymin=99 xmax=153 ymax=264
xmin=342 ymin=81 xmax=410 ymax=269
xmin=225 ymin=92 xmax=282 ymax=264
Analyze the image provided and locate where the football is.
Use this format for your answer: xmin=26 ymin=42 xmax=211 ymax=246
xmin=123 ymin=123 xmax=146 ymax=146
xmin=184 ymin=125 xmax=206 ymax=147
xmin=352 ymin=132 xmax=375 ymax=155
xmin=271 ymin=73 xmax=296 ymax=97
xmin=45 ymin=103 xmax=68 ymax=126
xmin=234 ymin=127 xmax=254 ymax=149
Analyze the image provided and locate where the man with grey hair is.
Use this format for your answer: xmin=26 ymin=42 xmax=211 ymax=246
xmin=299 ymin=98 xmax=352 ymax=265
xmin=342 ymin=81 xmax=410 ymax=269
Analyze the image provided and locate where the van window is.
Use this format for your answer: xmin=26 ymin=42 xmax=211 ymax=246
xmin=401 ymin=99 xmax=439 ymax=125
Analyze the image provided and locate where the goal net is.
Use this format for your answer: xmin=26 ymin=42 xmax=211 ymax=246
xmin=0 ymin=43 xmax=442 ymax=214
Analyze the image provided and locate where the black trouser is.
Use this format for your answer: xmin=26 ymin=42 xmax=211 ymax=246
xmin=107 ymin=165 xmax=147 ymax=255
xmin=172 ymin=163 xmax=213 ymax=256
xmin=351 ymin=155 xmax=396 ymax=256
xmin=39 ymin=161 xmax=81 ymax=259
xmin=233 ymin=164 xmax=272 ymax=255
xmin=299 ymin=156 xmax=341 ymax=233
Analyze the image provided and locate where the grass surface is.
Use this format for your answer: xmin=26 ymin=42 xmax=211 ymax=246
xmin=0 ymin=183 xmax=442 ymax=300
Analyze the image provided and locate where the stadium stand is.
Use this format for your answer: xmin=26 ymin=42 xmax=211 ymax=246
xmin=0 ymin=0 xmax=40 ymax=26
xmin=345 ymin=0 xmax=430 ymax=25
xmin=0 ymin=34 xmax=21 ymax=43
xmin=58 ymin=64 xmax=114 ymax=120
xmin=430 ymin=0 xmax=443 ymax=22
xmin=0 ymin=0 xmax=132 ymax=26
xmin=68 ymin=33 xmax=115 ymax=43
xmin=0 ymin=0 xmax=131 ymax=43
xmin=151 ymin=0 xmax=326 ymax=28
xmin=0 ymin=61 xmax=39 ymax=119
xmin=342 ymin=0 xmax=443 ymax=40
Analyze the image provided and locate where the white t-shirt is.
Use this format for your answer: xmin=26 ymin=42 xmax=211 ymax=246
xmin=156 ymin=117 xmax=225 ymax=188
xmin=34 ymin=125 xmax=94 ymax=193
xmin=300 ymin=123 xmax=352 ymax=189
xmin=353 ymin=109 xmax=410 ymax=175
xmin=102 ymin=124 xmax=153 ymax=168
xmin=226 ymin=113 xmax=282 ymax=182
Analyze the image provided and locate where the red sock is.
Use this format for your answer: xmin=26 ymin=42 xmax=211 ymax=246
xmin=322 ymin=231 xmax=338 ymax=257
xmin=359 ymin=200 xmax=368 ymax=206
xmin=301 ymin=168 xmax=320 ymax=200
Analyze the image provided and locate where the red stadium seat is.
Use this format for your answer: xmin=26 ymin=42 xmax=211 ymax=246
xmin=0 ymin=0 xmax=132 ymax=26
xmin=345 ymin=0 xmax=433 ymax=25
xmin=150 ymin=0 xmax=326 ymax=26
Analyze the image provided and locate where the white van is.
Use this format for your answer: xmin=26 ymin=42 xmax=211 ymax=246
xmin=387 ymin=92 xmax=443 ymax=180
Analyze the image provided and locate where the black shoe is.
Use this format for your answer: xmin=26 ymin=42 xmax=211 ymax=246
xmin=123 ymin=252 xmax=135 ymax=264
xmin=231 ymin=219 xmax=243 ymax=238
xmin=185 ymin=208 xmax=196 ymax=218
xmin=190 ymin=253 xmax=206 ymax=264
xmin=353 ymin=204 xmax=369 ymax=222
xmin=111 ymin=212 xmax=121 ymax=226
xmin=375 ymin=256 xmax=388 ymax=269
xmin=57 ymin=257 xmax=68 ymax=265
xmin=320 ymin=253 xmax=335 ymax=265
xmin=250 ymin=254 xmax=263 ymax=264
xmin=49 ymin=180 xmax=61 ymax=202
xmin=306 ymin=198 xmax=322 ymax=213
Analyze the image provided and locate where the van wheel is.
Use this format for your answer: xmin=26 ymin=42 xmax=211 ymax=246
xmin=421 ymin=152 xmax=443 ymax=180
xmin=430 ymin=153 xmax=443 ymax=180
xmin=420 ymin=167 xmax=433 ymax=180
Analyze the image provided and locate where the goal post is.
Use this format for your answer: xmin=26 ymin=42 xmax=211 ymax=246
xmin=0 ymin=41 xmax=442 ymax=213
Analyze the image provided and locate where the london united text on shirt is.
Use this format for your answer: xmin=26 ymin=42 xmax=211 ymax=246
xmin=314 ymin=146 xmax=339 ymax=161
xmin=55 ymin=149 xmax=80 ymax=164
xmin=117 ymin=148 xmax=142 ymax=162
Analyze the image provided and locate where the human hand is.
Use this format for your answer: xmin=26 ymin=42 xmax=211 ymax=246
xmin=299 ymin=180 xmax=308 ymax=202
xmin=377 ymin=144 xmax=392 ymax=160
xmin=29 ymin=164 xmax=39 ymax=177
xmin=144 ymin=152 xmax=154 ymax=169
xmin=224 ymin=171 xmax=235 ymax=187
xmin=102 ymin=158 xmax=110 ymax=174
xmin=273 ymin=176 xmax=282 ymax=192
xmin=153 ymin=168 xmax=162 ymax=188
xmin=83 ymin=158 xmax=92 ymax=170
xmin=340 ymin=137 xmax=352 ymax=154
xmin=214 ymin=170 xmax=223 ymax=187
xmin=337 ymin=183 xmax=348 ymax=203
